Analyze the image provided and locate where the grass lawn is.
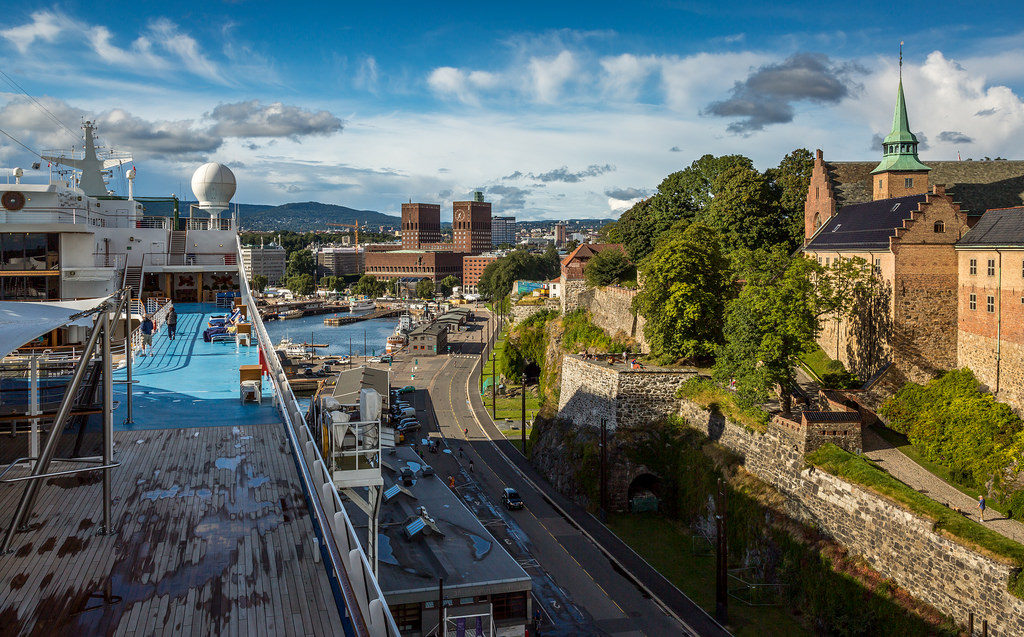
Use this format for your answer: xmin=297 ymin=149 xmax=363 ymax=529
xmin=871 ymin=425 xmax=1012 ymax=518
xmin=606 ymin=513 xmax=808 ymax=637
xmin=807 ymin=444 xmax=1024 ymax=596
xmin=677 ymin=378 xmax=769 ymax=432
xmin=799 ymin=343 xmax=836 ymax=381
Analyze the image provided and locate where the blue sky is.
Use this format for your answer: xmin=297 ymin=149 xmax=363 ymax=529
xmin=1 ymin=2 xmax=1023 ymax=219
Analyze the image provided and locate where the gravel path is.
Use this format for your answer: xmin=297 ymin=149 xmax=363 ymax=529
xmin=861 ymin=426 xmax=1024 ymax=543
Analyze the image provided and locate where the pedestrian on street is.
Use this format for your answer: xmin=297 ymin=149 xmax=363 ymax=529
xmin=464 ymin=427 xmax=468 ymax=437
xmin=469 ymin=459 xmax=474 ymax=473
xmin=979 ymin=495 xmax=987 ymax=522
xmin=448 ymin=475 xmax=455 ymax=488
xmin=458 ymin=446 xmax=463 ymax=458
xmin=166 ymin=304 xmax=178 ymax=341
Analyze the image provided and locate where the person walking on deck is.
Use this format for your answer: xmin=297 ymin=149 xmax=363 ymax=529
xmin=139 ymin=314 xmax=154 ymax=356
xmin=166 ymin=305 xmax=178 ymax=341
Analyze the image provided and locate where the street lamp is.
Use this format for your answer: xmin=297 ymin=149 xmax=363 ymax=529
xmin=520 ymin=372 xmax=527 ymax=453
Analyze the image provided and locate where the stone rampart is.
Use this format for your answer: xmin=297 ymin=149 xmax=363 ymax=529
xmin=556 ymin=357 xmax=1024 ymax=635
xmin=510 ymin=299 xmax=559 ymax=324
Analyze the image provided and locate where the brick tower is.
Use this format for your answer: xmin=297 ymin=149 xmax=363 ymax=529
xmin=453 ymin=191 xmax=491 ymax=254
xmin=401 ymin=203 xmax=441 ymax=249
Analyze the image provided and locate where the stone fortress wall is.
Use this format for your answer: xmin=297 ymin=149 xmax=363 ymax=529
xmin=555 ymin=355 xmax=1024 ymax=635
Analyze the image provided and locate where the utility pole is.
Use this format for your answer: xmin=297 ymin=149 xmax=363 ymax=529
xmin=521 ymin=372 xmax=527 ymax=453
xmin=715 ymin=477 xmax=729 ymax=624
xmin=491 ymin=342 xmax=496 ymax=420
xmin=479 ymin=318 xmax=485 ymax=393
xmin=599 ymin=418 xmax=607 ymax=522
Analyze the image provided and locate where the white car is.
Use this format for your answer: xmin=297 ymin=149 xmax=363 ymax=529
xmin=367 ymin=356 xmax=382 ymax=363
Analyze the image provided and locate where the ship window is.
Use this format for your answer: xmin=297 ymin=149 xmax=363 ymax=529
xmin=987 ymin=296 xmax=995 ymax=313
xmin=969 ymin=294 xmax=976 ymax=310
xmin=933 ymin=221 xmax=944 ymax=233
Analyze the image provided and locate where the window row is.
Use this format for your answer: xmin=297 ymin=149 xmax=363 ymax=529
xmin=968 ymin=258 xmax=1024 ymax=277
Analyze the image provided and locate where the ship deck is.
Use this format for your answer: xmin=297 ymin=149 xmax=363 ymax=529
xmin=0 ymin=304 xmax=344 ymax=635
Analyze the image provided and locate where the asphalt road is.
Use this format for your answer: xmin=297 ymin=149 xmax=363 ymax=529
xmin=384 ymin=311 xmax=713 ymax=636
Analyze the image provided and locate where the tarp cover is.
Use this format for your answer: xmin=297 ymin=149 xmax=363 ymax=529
xmin=0 ymin=297 xmax=111 ymax=359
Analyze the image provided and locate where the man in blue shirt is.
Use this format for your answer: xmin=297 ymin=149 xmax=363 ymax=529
xmin=139 ymin=314 xmax=154 ymax=357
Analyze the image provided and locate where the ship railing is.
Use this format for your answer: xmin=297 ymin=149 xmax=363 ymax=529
xmin=91 ymin=253 xmax=125 ymax=268
xmin=185 ymin=217 xmax=235 ymax=231
xmin=236 ymin=237 xmax=399 ymax=637
xmin=0 ymin=207 xmax=171 ymax=229
xmin=144 ymin=252 xmax=238 ymax=267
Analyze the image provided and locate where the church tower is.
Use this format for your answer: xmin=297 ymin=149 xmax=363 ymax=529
xmin=871 ymin=64 xmax=931 ymax=200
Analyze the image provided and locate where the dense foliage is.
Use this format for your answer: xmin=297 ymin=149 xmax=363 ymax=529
xmin=415 ymin=278 xmax=435 ymax=299
xmin=479 ymin=246 xmax=560 ymax=299
xmin=583 ymin=248 xmax=633 ymax=287
xmin=438 ymin=275 xmax=460 ymax=297
xmin=285 ymin=273 xmax=315 ymax=296
xmin=286 ymin=249 xmax=315 ymax=278
xmin=251 ymin=274 xmax=268 ymax=293
xmin=240 ymin=229 xmax=395 ymax=254
xmin=632 ymin=223 xmax=730 ymax=362
xmin=714 ymin=250 xmax=870 ymax=410
xmin=879 ymin=370 xmax=1024 ymax=496
xmin=561 ymin=309 xmax=629 ymax=354
xmin=498 ymin=309 xmax=558 ymax=381
xmin=353 ymin=274 xmax=387 ymax=298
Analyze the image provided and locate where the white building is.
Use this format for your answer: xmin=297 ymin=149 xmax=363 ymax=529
xmin=242 ymin=242 xmax=287 ymax=284
xmin=316 ymin=245 xmax=364 ymax=277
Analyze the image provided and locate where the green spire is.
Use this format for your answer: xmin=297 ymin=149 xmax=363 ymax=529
xmin=872 ymin=77 xmax=930 ymax=174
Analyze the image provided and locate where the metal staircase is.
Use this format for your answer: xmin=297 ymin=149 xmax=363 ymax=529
xmin=123 ymin=265 xmax=144 ymax=301
xmin=168 ymin=230 xmax=186 ymax=265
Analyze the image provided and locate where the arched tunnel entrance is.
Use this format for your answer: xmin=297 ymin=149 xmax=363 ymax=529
xmin=627 ymin=473 xmax=661 ymax=512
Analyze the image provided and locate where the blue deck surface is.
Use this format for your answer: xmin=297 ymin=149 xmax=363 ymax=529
xmin=114 ymin=303 xmax=280 ymax=430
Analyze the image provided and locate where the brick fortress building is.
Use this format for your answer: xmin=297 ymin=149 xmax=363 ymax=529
xmin=365 ymin=192 xmax=493 ymax=284
xmin=803 ymin=73 xmax=1024 ymax=408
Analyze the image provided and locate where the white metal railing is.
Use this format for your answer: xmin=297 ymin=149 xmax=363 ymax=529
xmin=92 ymin=253 xmax=125 ymax=268
xmin=143 ymin=252 xmax=237 ymax=267
xmin=237 ymin=238 xmax=398 ymax=637
xmin=186 ymin=217 xmax=236 ymax=231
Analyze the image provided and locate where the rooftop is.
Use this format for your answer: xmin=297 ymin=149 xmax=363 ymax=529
xmin=957 ymin=206 xmax=1024 ymax=246
xmin=805 ymin=194 xmax=926 ymax=251
xmin=331 ymin=365 xmax=391 ymax=405
xmin=364 ymin=447 xmax=531 ymax=602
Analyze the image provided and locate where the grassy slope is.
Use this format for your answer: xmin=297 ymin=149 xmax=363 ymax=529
xmin=606 ymin=513 xmax=808 ymax=637
xmin=807 ymin=444 xmax=1024 ymax=597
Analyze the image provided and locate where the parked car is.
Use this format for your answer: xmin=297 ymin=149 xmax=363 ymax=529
xmin=397 ymin=421 xmax=421 ymax=433
xmin=398 ymin=385 xmax=416 ymax=394
xmin=398 ymin=417 xmax=419 ymax=427
xmin=400 ymin=467 xmax=414 ymax=486
xmin=380 ymin=355 xmax=393 ymax=363
xmin=501 ymin=488 xmax=524 ymax=510
xmin=367 ymin=356 xmax=382 ymax=363
xmin=398 ymin=408 xmax=416 ymax=418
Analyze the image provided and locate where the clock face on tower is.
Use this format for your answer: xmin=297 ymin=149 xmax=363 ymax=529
xmin=456 ymin=210 xmax=465 ymax=221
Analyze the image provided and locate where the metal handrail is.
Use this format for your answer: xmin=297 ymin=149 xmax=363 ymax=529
xmin=237 ymin=238 xmax=398 ymax=637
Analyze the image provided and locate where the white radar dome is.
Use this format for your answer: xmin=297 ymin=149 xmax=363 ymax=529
xmin=190 ymin=162 xmax=236 ymax=214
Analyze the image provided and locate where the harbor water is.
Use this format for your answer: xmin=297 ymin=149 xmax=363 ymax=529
xmin=262 ymin=309 xmax=397 ymax=358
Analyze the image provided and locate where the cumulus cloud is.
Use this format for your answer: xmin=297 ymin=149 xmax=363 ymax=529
xmin=99 ymin=109 xmax=222 ymax=157
xmin=599 ymin=53 xmax=659 ymax=100
xmin=534 ymin=164 xmax=615 ymax=183
xmin=427 ymin=66 xmax=501 ymax=104
xmin=207 ymin=100 xmax=343 ymax=138
xmin=0 ymin=10 xmax=68 ymax=53
xmin=938 ymin=130 xmax=974 ymax=144
xmin=529 ymin=50 xmax=579 ymax=103
xmin=704 ymin=52 xmax=862 ymax=133
xmin=604 ymin=187 xmax=649 ymax=200
xmin=484 ymin=185 xmax=531 ymax=210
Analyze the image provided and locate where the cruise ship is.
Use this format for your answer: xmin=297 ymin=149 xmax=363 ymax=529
xmin=0 ymin=123 xmax=397 ymax=635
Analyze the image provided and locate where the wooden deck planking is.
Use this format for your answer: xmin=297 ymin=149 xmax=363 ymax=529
xmin=0 ymin=423 xmax=345 ymax=636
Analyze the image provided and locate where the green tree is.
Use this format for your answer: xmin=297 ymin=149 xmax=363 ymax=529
xmin=438 ymin=275 xmax=460 ymax=297
xmin=715 ymin=253 xmax=870 ymax=412
xmin=319 ymin=275 xmax=338 ymax=290
xmin=286 ymin=273 xmax=315 ymax=296
xmin=700 ymin=164 xmax=787 ymax=253
xmin=633 ymin=224 xmax=731 ymax=362
xmin=416 ymin=278 xmax=435 ymax=299
xmin=251 ymin=274 xmax=268 ymax=293
xmin=766 ymin=148 xmax=815 ymax=248
xmin=479 ymin=248 xmax=560 ymax=300
xmin=354 ymin=274 xmax=385 ymax=298
xmin=287 ymin=249 xmax=315 ymax=278
xmin=584 ymin=248 xmax=633 ymax=287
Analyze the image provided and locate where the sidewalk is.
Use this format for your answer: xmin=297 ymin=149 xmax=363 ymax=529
xmin=862 ymin=427 xmax=1024 ymax=544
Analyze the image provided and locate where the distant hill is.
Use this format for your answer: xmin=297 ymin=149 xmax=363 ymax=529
xmin=136 ymin=200 xmax=400 ymax=231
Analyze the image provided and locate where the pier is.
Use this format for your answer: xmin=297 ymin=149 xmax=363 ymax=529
xmin=323 ymin=308 xmax=402 ymax=326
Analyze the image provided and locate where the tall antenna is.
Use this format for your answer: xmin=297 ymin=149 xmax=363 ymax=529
xmin=899 ymin=41 xmax=904 ymax=80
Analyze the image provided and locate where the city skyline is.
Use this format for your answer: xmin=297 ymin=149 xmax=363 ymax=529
xmin=1 ymin=2 xmax=1022 ymax=219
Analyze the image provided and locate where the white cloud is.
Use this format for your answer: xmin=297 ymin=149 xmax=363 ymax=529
xmin=529 ymin=50 xmax=578 ymax=103
xmin=427 ymin=67 xmax=500 ymax=104
xmin=0 ymin=10 xmax=68 ymax=53
xmin=599 ymin=54 xmax=660 ymax=100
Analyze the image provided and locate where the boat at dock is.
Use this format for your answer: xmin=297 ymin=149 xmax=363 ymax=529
xmin=280 ymin=308 xmax=304 ymax=319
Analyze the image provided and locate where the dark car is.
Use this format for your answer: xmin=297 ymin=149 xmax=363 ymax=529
xmin=397 ymin=420 xmax=421 ymax=433
xmin=398 ymin=385 xmax=416 ymax=394
xmin=501 ymin=488 xmax=524 ymax=510
xmin=380 ymin=355 xmax=393 ymax=363
xmin=400 ymin=467 xmax=414 ymax=486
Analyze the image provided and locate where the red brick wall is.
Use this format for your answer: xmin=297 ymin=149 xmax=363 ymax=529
xmin=364 ymin=250 xmax=463 ymax=281
xmin=401 ymin=203 xmax=441 ymax=249
xmin=453 ymin=201 xmax=491 ymax=253
xmin=873 ymin=171 xmax=929 ymax=201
